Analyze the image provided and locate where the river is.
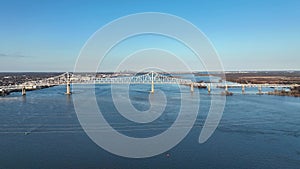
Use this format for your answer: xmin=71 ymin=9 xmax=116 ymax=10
xmin=0 ymin=82 xmax=300 ymax=169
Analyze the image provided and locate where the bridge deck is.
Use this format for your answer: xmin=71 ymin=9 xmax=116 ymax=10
xmin=1 ymin=72 xmax=299 ymax=94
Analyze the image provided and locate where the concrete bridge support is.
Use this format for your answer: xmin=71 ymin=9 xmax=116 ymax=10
xmin=258 ymin=85 xmax=262 ymax=95
xmin=151 ymin=81 xmax=154 ymax=94
xmin=207 ymin=83 xmax=211 ymax=94
xmin=66 ymin=82 xmax=71 ymax=95
xmin=150 ymin=71 xmax=154 ymax=94
xmin=190 ymin=83 xmax=194 ymax=93
xmin=65 ymin=73 xmax=72 ymax=95
xmin=22 ymin=86 xmax=26 ymax=96
xmin=242 ymin=84 xmax=245 ymax=94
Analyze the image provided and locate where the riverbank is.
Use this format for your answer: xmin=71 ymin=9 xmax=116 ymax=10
xmin=220 ymin=71 xmax=300 ymax=85
xmin=195 ymin=71 xmax=300 ymax=97
xmin=0 ymin=85 xmax=57 ymax=96
xmin=267 ymin=86 xmax=300 ymax=97
xmin=223 ymin=72 xmax=300 ymax=97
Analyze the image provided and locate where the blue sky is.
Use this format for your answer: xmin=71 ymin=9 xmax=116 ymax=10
xmin=0 ymin=0 xmax=299 ymax=71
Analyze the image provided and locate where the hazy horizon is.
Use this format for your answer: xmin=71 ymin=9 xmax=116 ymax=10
xmin=1 ymin=69 xmax=300 ymax=73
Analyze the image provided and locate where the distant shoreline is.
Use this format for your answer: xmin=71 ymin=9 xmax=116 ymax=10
xmin=1 ymin=71 xmax=300 ymax=97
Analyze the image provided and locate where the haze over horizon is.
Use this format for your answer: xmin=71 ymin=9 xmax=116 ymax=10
xmin=1 ymin=0 xmax=300 ymax=72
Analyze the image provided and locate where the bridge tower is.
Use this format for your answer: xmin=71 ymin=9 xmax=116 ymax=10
xmin=65 ymin=72 xmax=72 ymax=95
xmin=151 ymin=71 xmax=154 ymax=94
xmin=22 ymin=86 xmax=26 ymax=96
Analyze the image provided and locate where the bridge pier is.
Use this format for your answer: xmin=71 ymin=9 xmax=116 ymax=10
xmin=190 ymin=83 xmax=194 ymax=93
xmin=65 ymin=73 xmax=72 ymax=95
xmin=242 ymin=84 xmax=245 ymax=94
xmin=22 ymin=86 xmax=26 ymax=96
xmin=151 ymin=81 xmax=154 ymax=94
xmin=207 ymin=83 xmax=211 ymax=94
xmin=150 ymin=71 xmax=154 ymax=94
xmin=258 ymin=85 xmax=262 ymax=95
xmin=66 ymin=82 xmax=71 ymax=95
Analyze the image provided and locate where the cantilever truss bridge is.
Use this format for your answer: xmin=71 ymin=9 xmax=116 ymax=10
xmin=79 ymin=72 xmax=194 ymax=85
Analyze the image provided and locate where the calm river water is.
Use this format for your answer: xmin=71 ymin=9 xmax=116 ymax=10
xmin=0 ymin=82 xmax=300 ymax=169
